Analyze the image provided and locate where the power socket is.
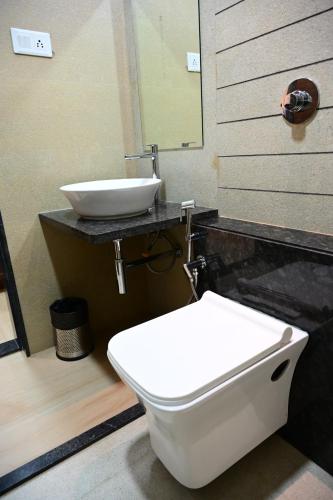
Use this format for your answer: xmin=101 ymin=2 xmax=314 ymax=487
xmin=10 ymin=28 xmax=53 ymax=58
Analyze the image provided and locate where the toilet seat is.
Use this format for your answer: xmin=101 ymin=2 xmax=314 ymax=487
xmin=107 ymin=291 xmax=294 ymax=407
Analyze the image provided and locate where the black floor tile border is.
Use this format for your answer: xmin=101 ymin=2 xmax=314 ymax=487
xmin=0 ymin=339 xmax=20 ymax=358
xmin=0 ymin=403 xmax=145 ymax=496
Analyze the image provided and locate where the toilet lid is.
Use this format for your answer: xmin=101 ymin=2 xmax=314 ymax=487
xmin=108 ymin=291 xmax=294 ymax=406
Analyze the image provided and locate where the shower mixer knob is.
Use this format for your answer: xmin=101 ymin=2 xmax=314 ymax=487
xmin=282 ymin=90 xmax=312 ymax=112
xmin=280 ymin=78 xmax=319 ymax=124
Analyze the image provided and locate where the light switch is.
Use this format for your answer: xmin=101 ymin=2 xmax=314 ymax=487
xmin=10 ymin=28 xmax=53 ymax=58
xmin=187 ymin=52 xmax=200 ymax=72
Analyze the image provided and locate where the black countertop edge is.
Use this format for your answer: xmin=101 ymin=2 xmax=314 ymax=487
xmin=39 ymin=202 xmax=218 ymax=244
xmin=195 ymin=216 xmax=333 ymax=256
xmin=0 ymin=403 xmax=145 ymax=496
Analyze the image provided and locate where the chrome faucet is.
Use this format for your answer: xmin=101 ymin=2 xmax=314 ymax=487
xmin=124 ymin=144 xmax=160 ymax=203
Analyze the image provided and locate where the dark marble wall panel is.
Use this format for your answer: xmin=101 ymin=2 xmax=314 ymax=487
xmin=193 ymin=226 xmax=333 ymax=476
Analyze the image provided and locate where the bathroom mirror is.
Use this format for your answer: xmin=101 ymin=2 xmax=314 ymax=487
xmin=130 ymin=0 xmax=203 ymax=150
xmin=0 ymin=212 xmax=29 ymax=357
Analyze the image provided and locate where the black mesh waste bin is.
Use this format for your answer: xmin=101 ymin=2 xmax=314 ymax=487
xmin=50 ymin=297 xmax=93 ymax=361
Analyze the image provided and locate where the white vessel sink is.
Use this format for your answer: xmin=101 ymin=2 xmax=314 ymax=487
xmin=60 ymin=178 xmax=161 ymax=220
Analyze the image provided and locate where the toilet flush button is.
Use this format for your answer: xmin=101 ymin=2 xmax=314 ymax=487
xmin=10 ymin=28 xmax=53 ymax=58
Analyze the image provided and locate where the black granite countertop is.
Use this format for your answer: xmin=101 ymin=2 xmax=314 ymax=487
xmin=39 ymin=202 xmax=218 ymax=244
xmin=195 ymin=215 xmax=333 ymax=255
xmin=39 ymin=203 xmax=333 ymax=254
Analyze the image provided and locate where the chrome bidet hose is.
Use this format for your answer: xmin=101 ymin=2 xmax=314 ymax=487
xmin=184 ymin=255 xmax=207 ymax=303
xmin=183 ymin=263 xmax=199 ymax=303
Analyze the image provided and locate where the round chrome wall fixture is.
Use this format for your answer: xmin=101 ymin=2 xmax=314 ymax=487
xmin=280 ymin=78 xmax=319 ymax=124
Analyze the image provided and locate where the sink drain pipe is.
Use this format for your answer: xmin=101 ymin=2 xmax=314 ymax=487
xmin=114 ymin=239 xmax=127 ymax=294
xmin=113 ymin=236 xmax=182 ymax=295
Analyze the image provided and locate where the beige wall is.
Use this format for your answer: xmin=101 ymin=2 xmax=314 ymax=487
xmin=131 ymin=0 xmax=202 ymax=150
xmin=159 ymin=0 xmax=333 ymax=234
xmin=0 ymin=0 xmax=144 ymax=353
xmin=216 ymin=0 xmax=333 ymax=233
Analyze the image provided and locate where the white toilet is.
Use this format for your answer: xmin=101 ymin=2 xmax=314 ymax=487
xmin=107 ymin=291 xmax=308 ymax=489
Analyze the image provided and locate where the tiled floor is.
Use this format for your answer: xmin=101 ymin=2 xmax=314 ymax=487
xmin=0 ymin=343 xmax=137 ymax=476
xmin=5 ymin=416 xmax=333 ymax=500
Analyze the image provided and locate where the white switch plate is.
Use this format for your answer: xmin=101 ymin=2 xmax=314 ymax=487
xmin=187 ymin=52 xmax=200 ymax=72
xmin=10 ymin=28 xmax=52 ymax=58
